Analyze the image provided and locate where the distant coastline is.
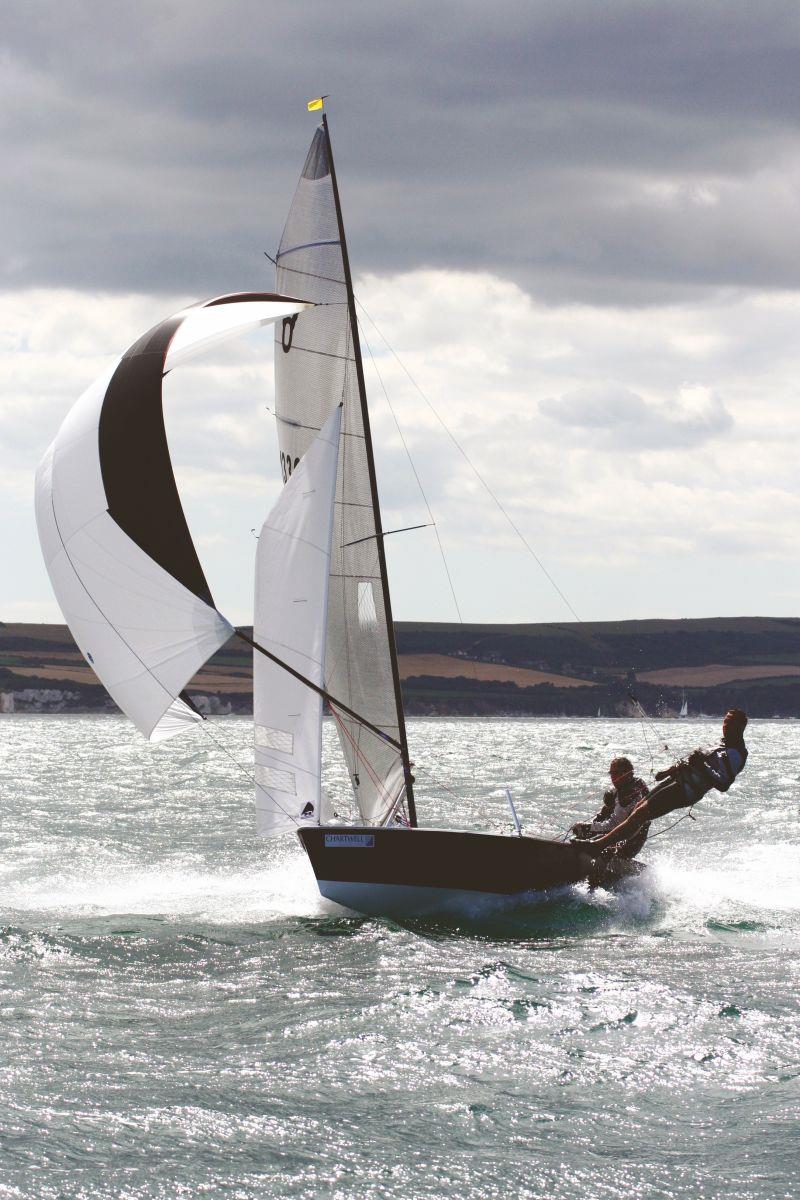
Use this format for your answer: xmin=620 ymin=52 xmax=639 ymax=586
xmin=2 ymin=616 xmax=799 ymax=718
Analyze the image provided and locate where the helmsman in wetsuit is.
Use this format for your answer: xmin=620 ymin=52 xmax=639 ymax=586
xmin=575 ymin=709 xmax=748 ymax=854
xmin=570 ymin=756 xmax=650 ymax=859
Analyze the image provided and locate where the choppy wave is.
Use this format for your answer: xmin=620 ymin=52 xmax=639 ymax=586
xmin=1 ymin=714 xmax=798 ymax=1199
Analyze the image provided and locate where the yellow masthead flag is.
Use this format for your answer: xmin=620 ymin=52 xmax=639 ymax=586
xmin=307 ymin=96 xmax=327 ymax=112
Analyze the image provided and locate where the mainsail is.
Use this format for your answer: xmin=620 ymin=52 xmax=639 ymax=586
xmin=35 ymin=293 xmax=310 ymax=742
xmin=253 ymin=406 xmax=341 ymax=835
xmin=273 ymin=123 xmax=411 ymax=825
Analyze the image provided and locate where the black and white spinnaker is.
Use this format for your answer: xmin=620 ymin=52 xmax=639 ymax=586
xmin=35 ymin=293 xmax=310 ymax=742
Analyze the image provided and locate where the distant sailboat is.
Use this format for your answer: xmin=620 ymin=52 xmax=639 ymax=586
xmin=679 ymin=690 xmax=689 ymax=718
xmin=35 ymin=109 xmax=634 ymax=920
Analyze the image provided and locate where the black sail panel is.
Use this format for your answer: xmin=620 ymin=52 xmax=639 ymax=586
xmin=99 ymin=314 xmax=215 ymax=608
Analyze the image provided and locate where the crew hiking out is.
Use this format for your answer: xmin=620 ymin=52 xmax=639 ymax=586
xmin=575 ymin=709 xmax=748 ymax=853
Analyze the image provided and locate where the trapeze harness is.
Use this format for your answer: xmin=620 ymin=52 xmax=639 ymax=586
xmin=647 ymin=740 xmax=748 ymax=820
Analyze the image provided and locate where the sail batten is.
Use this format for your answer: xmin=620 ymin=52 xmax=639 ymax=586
xmin=36 ymin=292 xmax=311 ymax=742
xmin=277 ymin=238 xmax=341 ymax=259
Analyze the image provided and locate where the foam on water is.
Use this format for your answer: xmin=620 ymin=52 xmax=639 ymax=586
xmin=4 ymin=859 xmax=333 ymax=924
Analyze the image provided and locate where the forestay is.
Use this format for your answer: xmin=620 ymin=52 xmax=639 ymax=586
xmin=253 ymin=406 xmax=341 ymax=835
xmin=274 ymin=125 xmax=406 ymax=825
xmin=35 ymin=293 xmax=310 ymax=742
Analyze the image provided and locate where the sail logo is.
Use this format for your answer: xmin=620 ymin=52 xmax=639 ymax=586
xmin=324 ymin=833 xmax=375 ymax=848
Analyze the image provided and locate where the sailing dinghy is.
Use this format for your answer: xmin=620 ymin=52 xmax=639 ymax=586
xmin=35 ymin=113 xmax=630 ymax=921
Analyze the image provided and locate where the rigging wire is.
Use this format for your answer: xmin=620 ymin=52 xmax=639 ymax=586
xmin=358 ymin=324 xmax=466 ymax=626
xmin=355 ymin=297 xmax=668 ymax=769
xmin=355 ymin=336 xmax=481 ymax=761
xmin=355 ymin=298 xmax=583 ymax=624
xmin=645 ymin=806 xmax=699 ymax=841
xmin=197 ymin=715 xmax=255 ymax=784
xmin=414 ymin=758 xmax=472 ymax=806
xmin=630 ymin=704 xmax=661 ymax=777
xmin=198 ymin=713 xmax=348 ymax=829
xmin=197 ymin=715 xmax=302 ymax=828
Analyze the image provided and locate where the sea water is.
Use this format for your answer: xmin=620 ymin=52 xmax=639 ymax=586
xmin=1 ymin=715 xmax=798 ymax=1199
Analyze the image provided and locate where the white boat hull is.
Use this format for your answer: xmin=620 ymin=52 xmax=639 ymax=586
xmin=317 ymin=878 xmax=537 ymax=919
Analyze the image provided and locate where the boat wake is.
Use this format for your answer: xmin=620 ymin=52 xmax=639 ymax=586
xmin=642 ymin=843 xmax=800 ymax=936
xmin=363 ymin=873 xmax=659 ymax=940
xmin=6 ymin=843 xmax=797 ymax=943
xmin=349 ymin=843 xmax=800 ymax=940
xmin=3 ymin=857 xmax=337 ymax=929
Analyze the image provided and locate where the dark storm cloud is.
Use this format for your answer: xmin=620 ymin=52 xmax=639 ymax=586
xmin=4 ymin=0 xmax=800 ymax=303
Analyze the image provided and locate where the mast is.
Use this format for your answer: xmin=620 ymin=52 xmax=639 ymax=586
xmin=321 ymin=112 xmax=418 ymax=827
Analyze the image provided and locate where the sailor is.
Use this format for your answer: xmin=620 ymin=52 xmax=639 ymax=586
xmin=576 ymin=709 xmax=748 ymax=853
xmin=570 ymin=756 xmax=650 ymax=859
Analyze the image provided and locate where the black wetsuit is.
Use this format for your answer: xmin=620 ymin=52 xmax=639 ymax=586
xmin=646 ymin=736 xmax=748 ymax=819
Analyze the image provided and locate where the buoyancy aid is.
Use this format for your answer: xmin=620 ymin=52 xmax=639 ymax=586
xmin=589 ymin=776 xmax=650 ymax=834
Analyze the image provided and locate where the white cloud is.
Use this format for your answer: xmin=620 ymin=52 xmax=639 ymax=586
xmin=539 ymin=384 xmax=733 ymax=449
xmin=2 ymin=272 xmax=798 ymax=624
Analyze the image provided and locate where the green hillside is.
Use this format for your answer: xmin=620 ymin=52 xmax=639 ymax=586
xmin=395 ymin=616 xmax=800 ymax=672
xmin=1 ymin=616 xmax=798 ymax=717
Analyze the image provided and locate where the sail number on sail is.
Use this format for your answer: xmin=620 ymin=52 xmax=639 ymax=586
xmin=279 ymin=451 xmax=301 ymax=483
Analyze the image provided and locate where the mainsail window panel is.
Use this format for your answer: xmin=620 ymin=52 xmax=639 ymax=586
xmin=255 ymin=765 xmax=297 ymax=794
xmin=357 ymin=581 xmax=378 ymax=630
xmin=255 ymin=724 xmax=294 ymax=754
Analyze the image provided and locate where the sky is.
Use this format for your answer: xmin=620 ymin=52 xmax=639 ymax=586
xmin=3 ymin=0 xmax=799 ymax=625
